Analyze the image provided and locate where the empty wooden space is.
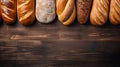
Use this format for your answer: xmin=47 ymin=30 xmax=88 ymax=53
xmin=0 ymin=19 xmax=120 ymax=67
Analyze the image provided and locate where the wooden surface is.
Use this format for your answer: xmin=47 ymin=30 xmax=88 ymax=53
xmin=0 ymin=19 xmax=120 ymax=67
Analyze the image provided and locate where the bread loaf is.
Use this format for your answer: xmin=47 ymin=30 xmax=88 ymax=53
xmin=0 ymin=7 xmax=1 ymax=22
xmin=109 ymin=0 xmax=120 ymax=25
xmin=56 ymin=0 xmax=76 ymax=26
xmin=0 ymin=0 xmax=16 ymax=24
xmin=90 ymin=0 xmax=109 ymax=26
xmin=76 ymin=0 xmax=92 ymax=24
xmin=36 ymin=0 xmax=56 ymax=23
xmin=17 ymin=0 xmax=35 ymax=25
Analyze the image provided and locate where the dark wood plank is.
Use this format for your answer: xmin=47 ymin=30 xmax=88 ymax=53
xmin=0 ymin=24 xmax=9 ymax=41
xmin=0 ymin=40 xmax=120 ymax=67
xmin=6 ymin=20 xmax=120 ymax=41
xmin=0 ymin=19 xmax=120 ymax=67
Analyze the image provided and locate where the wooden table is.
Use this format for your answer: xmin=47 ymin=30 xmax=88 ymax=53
xmin=0 ymin=19 xmax=120 ymax=67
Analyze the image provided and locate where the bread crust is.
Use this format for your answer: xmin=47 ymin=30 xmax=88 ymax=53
xmin=17 ymin=0 xmax=35 ymax=25
xmin=90 ymin=0 xmax=109 ymax=26
xmin=0 ymin=0 xmax=16 ymax=24
xmin=0 ymin=6 xmax=1 ymax=22
xmin=109 ymin=0 xmax=120 ymax=25
xmin=36 ymin=0 xmax=56 ymax=23
xmin=76 ymin=0 xmax=92 ymax=24
xmin=56 ymin=0 xmax=76 ymax=26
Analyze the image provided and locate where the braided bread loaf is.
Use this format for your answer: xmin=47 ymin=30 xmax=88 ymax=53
xmin=0 ymin=0 xmax=16 ymax=24
xmin=109 ymin=0 xmax=120 ymax=25
xmin=56 ymin=0 xmax=76 ymax=26
xmin=36 ymin=0 xmax=56 ymax=23
xmin=17 ymin=0 xmax=35 ymax=25
xmin=76 ymin=0 xmax=93 ymax=24
xmin=90 ymin=0 xmax=109 ymax=26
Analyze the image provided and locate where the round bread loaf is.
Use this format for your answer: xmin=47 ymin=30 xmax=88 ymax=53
xmin=36 ymin=0 xmax=56 ymax=23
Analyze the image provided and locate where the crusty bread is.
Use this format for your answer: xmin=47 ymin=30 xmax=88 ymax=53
xmin=90 ymin=0 xmax=109 ymax=26
xmin=109 ymin=0 xmax=120 ymax=25
xmin=56 ymin=0 xmax=76 ymax=26
xmin=36 ymin=0 xmax=56 ymax=23
xmin=17 ymin=0 xmax=35 ymax=25
xmin=0 ymin=7 xmax=1 ymax=22
xmin=0 ymin=0 xmax=16 ymax=24
xmin=76 ymin=0 xmax=92 ymax=24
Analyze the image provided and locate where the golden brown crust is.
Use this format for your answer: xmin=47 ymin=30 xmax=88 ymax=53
xmin=0 ymin=6 xmax=1 ymax=21
xmin=0 ymin=0 xmax=16 ymax=24
xmin=76 ymin=0 xmax=92 ymax=24
xmin=17 ymin=0 xmax=35 ymax=25
xmin=109 ymin=0 xmax=120 ymax=25
xmin=90 ymin=0 xmax=109 ymax=26
xmin=56 ymin=0 xmax=76 ymax=26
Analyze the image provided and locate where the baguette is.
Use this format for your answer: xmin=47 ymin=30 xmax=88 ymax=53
xmin=109 ymin=0 xmax=120 ymax=25
xmin=0 ymin=0 xmax=16 ymax=24
xmin=90 ymin=0 xmax=109 ymax=26
xmin=17 ymin=0 xmax=35 ymax=25
xmin=76 ymin=0 xmax=92 ymax=24
xmin=56 ymin=0 xmax=76 ymax=26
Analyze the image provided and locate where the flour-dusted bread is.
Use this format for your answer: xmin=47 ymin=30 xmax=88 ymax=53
xmin=0 ymin=0 xmax=16 ymax=24
xmin=76 ymin=0 xmax=92 ymax=24
xmin=109 ymin=0 xmax=120 ymax=25
xmin=90 ymin=0 xmax=109 ymax=26
xmin=36 ymin=0 xmax=56 ymax=23
xmin=56 ymin=0 xmax=76 ymax=26
xmin=17 ymin=0 xmax=35 ymax=25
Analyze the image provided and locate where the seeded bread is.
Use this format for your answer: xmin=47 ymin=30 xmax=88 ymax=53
xmin=76 ymin=0 xmax=92 ymax=24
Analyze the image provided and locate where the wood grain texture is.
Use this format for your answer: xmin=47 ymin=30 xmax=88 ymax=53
xmin=0 ymin=19 xmax=120 ymax=67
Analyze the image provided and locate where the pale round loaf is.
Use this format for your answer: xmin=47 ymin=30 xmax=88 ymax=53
xmin=36 ymin=0 xmax=56 ymax=23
